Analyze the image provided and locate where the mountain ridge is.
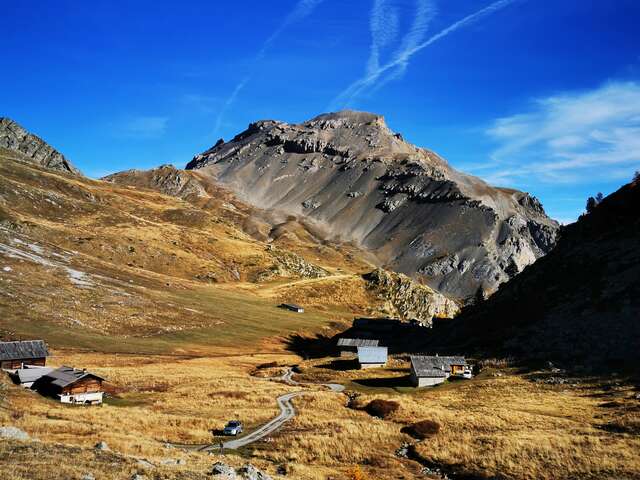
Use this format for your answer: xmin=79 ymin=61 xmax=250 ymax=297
xmin=185 ymin=110 xmax=559 ymax=299
xmin=0 ymin=117 xmax=81 ymax=176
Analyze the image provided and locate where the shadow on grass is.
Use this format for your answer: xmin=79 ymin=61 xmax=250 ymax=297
xmin=316 ymin=359 xmax=358 ymax=371
xmin=353 ymin=375 xmax=413 ymax=388
xmin=284 ymin=333 xmax=337 ymax=359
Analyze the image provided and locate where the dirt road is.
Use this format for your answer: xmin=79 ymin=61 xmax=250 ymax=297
xmin=169 ymin=368 xmax=344 ymax=452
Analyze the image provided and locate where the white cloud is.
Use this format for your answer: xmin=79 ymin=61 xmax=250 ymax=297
xmin=117 ymin=116 xmax=168 ymax=139
xmin=482 ymin=81 xmax=640 ymax=185
xmin=330 ymin=0 xmax=516 ymax=109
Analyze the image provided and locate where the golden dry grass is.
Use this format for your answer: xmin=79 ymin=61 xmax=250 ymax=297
xmin=271 ymin=360 xmax=640 ymax=480
xmin=2 ymin=352 xmax=640 ymax=480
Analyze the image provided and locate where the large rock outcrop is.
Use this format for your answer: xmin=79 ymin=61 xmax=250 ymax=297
xmin=0 ymin=117 xmax=81 ymax=175
xmin=363 ymin=268 xmax=459 ymax=325
xmin=186 ymin=110 xmax=558 ymax=300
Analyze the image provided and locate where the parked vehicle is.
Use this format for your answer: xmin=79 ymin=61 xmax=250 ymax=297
xmin=223 ymin=420 xmax=243 ymax=436
xmin=462 ymin=368 xmax=473 ymax=379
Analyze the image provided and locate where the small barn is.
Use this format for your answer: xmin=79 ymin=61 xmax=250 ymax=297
xmin=35 ymin=366 xmax=105 ymax=405
xmin=279 ymin=303 xmax=304 ymax=313
xmin=336 ymin=338 xmax=379 ymax=357
xmin=0 ymin=340 xmax=50 ymax=370
xmin=357 ymin=346 xmax=388 ymax=369
xmin=10 ymin=366 xmax=53 ymax=389
xmin=410 ymin=355 xmax=468 ymax=387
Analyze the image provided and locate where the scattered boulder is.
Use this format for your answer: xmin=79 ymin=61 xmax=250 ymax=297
xmin=395 ymin=443 xmax=410 ymax=458
xmin=136 ymin=459 xmax=155 ymax=469
xmin=94 ymin=441 xmax=109 ymax=451
xmin=81 ymin=474 xmax=95 ymax=480
xmin=238 ymin=463 xmax=272 ymax=480
xmin=0 ymin=426 xmax=30 ymax=441
xmin=211 ymin=462 xmax=237 ymax=479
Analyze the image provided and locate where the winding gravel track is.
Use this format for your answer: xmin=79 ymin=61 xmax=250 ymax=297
xmin=169 ymin=368 xmax=344 ymax=452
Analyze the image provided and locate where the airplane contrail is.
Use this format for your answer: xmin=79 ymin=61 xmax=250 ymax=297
xmin=214 ymin=0 xmax=325 ymax=136
xmin=330 ymin=0 xmax=518 ymax=110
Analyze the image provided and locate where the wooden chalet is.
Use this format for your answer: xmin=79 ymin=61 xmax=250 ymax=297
xmin=34 ymin=366 xmax=105 ymax=405
xmin=0 ymin=340 xmax=49 ymax=370
xmin=410 ymin=355 xmax=468 ymax=387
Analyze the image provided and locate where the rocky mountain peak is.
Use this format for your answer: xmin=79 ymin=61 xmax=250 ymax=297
xmin=185 ymin=111 xmax=559 ymax=299
xmin=0 ymin=117 xmax=82 ymax=175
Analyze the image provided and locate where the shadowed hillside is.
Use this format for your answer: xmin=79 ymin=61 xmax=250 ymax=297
xmin=443 ymin=177 xmax=640 ymax=371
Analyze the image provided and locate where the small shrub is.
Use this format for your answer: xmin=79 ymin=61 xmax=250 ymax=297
xmin=11 ymin=410 xmax=25 ymax=421
xmin=256 ymin=361 xmax=279 ymax=369
xmin=209 ymin=390 xmax=248 ymax=399
xmin=402 ymin=419 xmax=441 ymax=439
xmin=348 ymin=465 xmax=369 ymax=480
xmin=364 ymin=399 xmax=400 ymax=419
xmin=139 ymin=382 xmax=170 ymax=393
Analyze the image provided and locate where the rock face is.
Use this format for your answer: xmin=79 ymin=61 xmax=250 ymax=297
xmin=363 ymin=268 xmax=459 ymax=326
xmin=104 ymin=164 xmax=208 ymax=199
xmin=448 ymin=178 xmax=640 ymax=369
xmin=0 ymin=117 xmax=81 ymax=175
xmin=186 ymin=110 xmax=558 ymax=299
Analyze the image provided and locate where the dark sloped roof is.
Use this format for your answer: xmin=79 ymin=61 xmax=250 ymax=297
xmin=43 ymin=366 xmax=104 ymax=388
xmin=337 ymin=338 xmax=380 ymax=347
xmin=279 ymin=303 xmax=304 ymax=311
xmin=410 ymin=355 xmax=466 ymax=377
xmin=357 ymin=346 xmax=388 ymax=364
xmin=0 ymin=340 xmax=49 ymax=361
xmin=14 ymin=367 xmax=54 ymax=384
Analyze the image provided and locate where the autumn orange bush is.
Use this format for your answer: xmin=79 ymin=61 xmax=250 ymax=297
xmin=347 ymin=465 xmax=369 ymax=480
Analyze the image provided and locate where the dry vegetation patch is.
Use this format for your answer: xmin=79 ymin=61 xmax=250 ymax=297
xmin=363 ymin=399 xmax=400 ymax=419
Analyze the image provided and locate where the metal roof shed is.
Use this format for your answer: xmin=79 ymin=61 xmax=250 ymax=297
xmin=357 ymin=346 xmax=388 ymax=369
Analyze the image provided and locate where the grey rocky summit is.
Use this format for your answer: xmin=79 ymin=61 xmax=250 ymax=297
xmin=186 ymin=110 xmax=559 ymax=299
xmin=0 ymin=117 xmax=82 ymax=175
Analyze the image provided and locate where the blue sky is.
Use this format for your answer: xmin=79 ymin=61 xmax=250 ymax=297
xmin=2 ymin=1 xmax=639 ymax=223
